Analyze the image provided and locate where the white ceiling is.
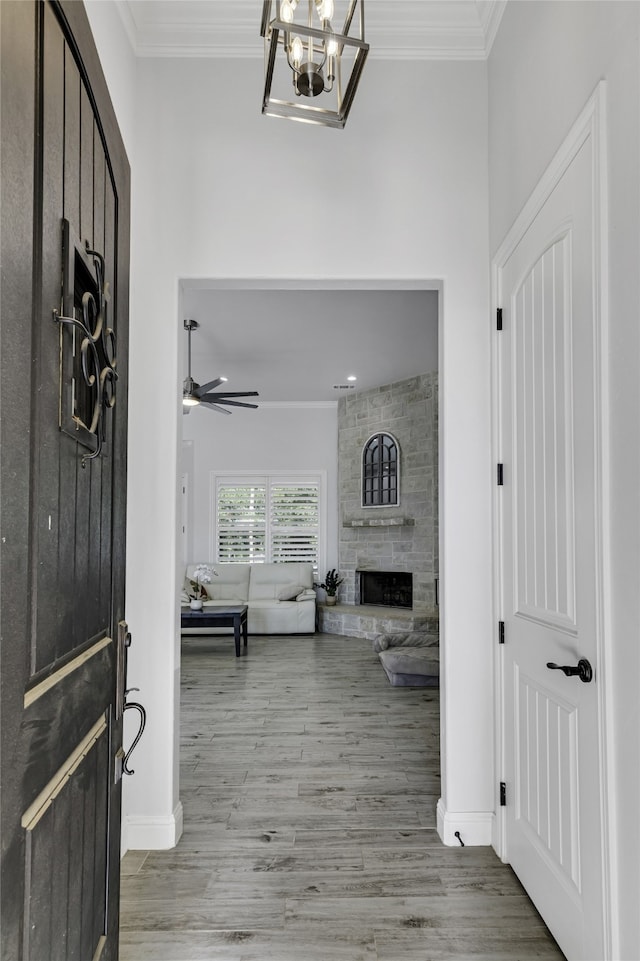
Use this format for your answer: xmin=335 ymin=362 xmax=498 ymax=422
xmin=181 ymin=286 xmax=439 ymax=404
xmin=117 ymin=0 xmax=506 ymax=60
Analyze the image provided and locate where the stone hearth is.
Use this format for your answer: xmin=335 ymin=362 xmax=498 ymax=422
xmin=317 ymin=602 xmax=439 ymax=641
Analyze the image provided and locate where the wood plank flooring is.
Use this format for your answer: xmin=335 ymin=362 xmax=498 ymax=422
xmin=119 ymin=633 xmax=565 ymax=961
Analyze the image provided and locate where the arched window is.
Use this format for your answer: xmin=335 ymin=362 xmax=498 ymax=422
xmin=362 ymin=433 xmax=399 ymax=507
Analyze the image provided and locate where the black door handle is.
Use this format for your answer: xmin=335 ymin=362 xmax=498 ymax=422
xmin=546 ymin=658 xmax=593 ymax=683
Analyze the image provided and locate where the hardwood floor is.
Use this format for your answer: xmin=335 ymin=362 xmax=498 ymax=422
xmin=119 ymin=633 xmax=565 ymax=960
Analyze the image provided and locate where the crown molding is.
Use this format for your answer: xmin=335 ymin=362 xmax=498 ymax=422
xmin=478 ymin=0 xmax=508 ymax=56
xmin=112 ymin=0 xmax=138 ymax=52
xmin=257 ymin=401 xmax=338 ymax=409
xmin=116 ymin=0 xmax=507 ymax=61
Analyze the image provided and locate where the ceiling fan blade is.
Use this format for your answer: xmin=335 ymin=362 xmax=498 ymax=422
xmin=211 ymin=399 xmax=259 ymax=409
xmin=200 ymin=391 xmax=259 ymax=401
xmin=201 ymin=402 xmax=232 ymax=415
xmin=195 ymin=377 xmax=227 ymax=396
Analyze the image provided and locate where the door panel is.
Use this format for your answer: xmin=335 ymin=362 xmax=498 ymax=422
xmin=499 ymin=122 xmax=606 ymax=959
xmin=515 ymin=668 xmax=580 ymax=888
xmin=513 ymin=236 xmax=576 ymax=633
xmin=1 ymin=3 xmax=130 ymax=959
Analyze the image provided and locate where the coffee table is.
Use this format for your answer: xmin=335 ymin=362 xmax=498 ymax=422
xmin=180 ymin=604 xmax=248 ymax=657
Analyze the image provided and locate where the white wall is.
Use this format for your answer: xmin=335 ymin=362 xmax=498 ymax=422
xmin=181 ymin=404 xmax=338 ymax=568
xmin=83 ymin=0 xmax=137 ymax=163
xmin=488 ymin=4 xmax=640 ymax=957
xmin=119 ymin=52 xmax=492 ymax=852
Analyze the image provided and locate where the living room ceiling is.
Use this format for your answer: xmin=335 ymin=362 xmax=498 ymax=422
xmin=117 ymin=1 xmax=506 ymax=60
xmin=181 ymin=286 xmax=439 ymax=403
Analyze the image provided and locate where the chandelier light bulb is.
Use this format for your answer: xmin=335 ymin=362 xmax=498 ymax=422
xmin=326 ymin=37 xmax=339 ymax=57
xmin=280 ymin=0 xmax=294 ymax=23
xmin=317 ymin=0 xmax=334 ymax=20
xmin=290 ymin=35 xmax=303 ymax=65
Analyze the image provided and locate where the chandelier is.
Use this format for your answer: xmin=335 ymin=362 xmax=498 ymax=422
xmin=260 ymin=0 xmax=369 ymax=128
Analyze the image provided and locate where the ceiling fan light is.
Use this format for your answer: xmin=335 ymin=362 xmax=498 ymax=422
xmin=183 ymin=322 xmax=257 ymax=415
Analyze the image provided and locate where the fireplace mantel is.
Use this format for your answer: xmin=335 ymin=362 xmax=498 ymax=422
xmin=343 ymin=516 xmax=414 ymax=528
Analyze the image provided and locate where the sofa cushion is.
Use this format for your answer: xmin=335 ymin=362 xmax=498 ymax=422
xmin=186 ymin=563 xmax=250 ymax=602
xmin=249 ymin=562 xmax=313 ymax=600
xmin=378 ymin=648 xmax=439 ymax=688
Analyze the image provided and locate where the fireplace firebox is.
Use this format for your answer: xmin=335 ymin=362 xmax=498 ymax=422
xmin=357 ymin=570 xmax=413 ymax=609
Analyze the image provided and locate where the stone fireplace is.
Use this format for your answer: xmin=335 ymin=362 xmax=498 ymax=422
xmin=358 ymin=569 xmax=413 ymax=609
xmin=337 ymin=371 xmax=438 ymax=612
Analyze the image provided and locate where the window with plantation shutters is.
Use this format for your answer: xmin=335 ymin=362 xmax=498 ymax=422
xmin=217 ymin=484 xmax=266 ymax=563
xmin=213 ymin=473 xmax=324 ymax=573
xmin=270 ymin=484 xmax=318 ymax=564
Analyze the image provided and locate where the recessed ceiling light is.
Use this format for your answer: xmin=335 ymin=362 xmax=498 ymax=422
xmin=347 ymin=375 xmax=357 ymax=382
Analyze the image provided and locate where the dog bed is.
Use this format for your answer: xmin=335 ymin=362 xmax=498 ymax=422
xmin=378 ymin=646 xmax=440 ymax=687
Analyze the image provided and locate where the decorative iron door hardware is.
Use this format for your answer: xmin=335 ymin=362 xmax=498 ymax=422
xmin=116 ymin=621 xmax=131 ymax=721
xmin=53 ymin=219 xmax=117 ymax=467
xmin=122 ymin=690 xmax=146 ymax=776
xmin=546 ymin=658 xmax=593 ymax=683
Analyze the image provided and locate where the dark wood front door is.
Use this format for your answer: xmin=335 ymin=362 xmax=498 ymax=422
xmin=1 ymin=3 xmax=130 ymax=959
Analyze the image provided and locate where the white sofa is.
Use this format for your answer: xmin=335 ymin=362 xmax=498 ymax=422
xmin=182 ymin=562 xmax=316 ymax=635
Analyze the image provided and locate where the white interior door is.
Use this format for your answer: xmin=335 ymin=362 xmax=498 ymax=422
xmin=497 ymin=94 xmax=608 ymax=960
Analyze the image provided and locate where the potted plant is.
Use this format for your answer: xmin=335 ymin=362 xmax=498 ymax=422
xmin=187 ymin=563 xmax=216 ymax=610
xmin=320 ymin=568 xmax=343 ymax=606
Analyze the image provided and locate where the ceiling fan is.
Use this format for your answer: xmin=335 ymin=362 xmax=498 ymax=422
xmin=182 ymin=319 xmax=259 ymax=415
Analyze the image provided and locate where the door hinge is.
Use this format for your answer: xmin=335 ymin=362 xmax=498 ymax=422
xmin=496 ymin=307 xmax=503 ymax=331
xmin=500 ymin=781 xmax=506 ymax=806
xmin=497 ymin=463 xmax=504 ymax=486
xmin=498 ymin=620 xmax=505 ymax=644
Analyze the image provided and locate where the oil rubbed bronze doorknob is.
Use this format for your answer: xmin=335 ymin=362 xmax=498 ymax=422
xmin=546 ymin=658 xmax=593 ymax=683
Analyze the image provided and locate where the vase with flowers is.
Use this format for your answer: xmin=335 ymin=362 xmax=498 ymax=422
xmin=187 ymin=563 xmax=217 ymax=610
xmin=319 ymin=568 xmax=343 ymax=606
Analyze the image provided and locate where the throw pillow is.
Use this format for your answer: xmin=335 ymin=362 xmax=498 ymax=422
xmin=277 ymin=582 xmax=305 ymax=601
xmin=296 ymin=589 xmax=316 ymax=601
xmin=183 ymin=576 xmax=207 ymax=599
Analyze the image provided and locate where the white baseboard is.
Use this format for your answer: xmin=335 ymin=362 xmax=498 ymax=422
xmin=436 ymin=798 xmax=494 ymax=847
xmin=122 ymin=801 xmax=184 ymax=853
